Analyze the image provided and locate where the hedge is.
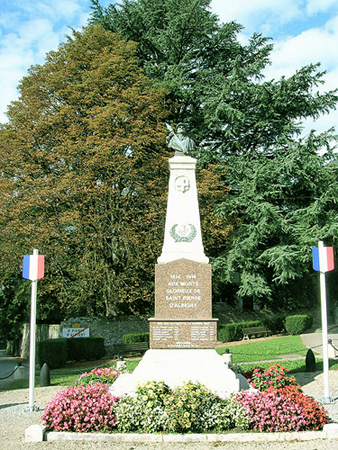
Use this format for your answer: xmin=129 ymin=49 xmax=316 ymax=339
xmin=285 ymin=314 xmax=313 ymax=335
xmin=262 ymin=315 xmax=286 ymax=334
xmin=218 ymin=321 xmax=262 ymax=343
xmin=123 ymin=332 xmax=149 ymax=344
xmin=37 ymin=339 xmax=68 ymax=369
xmin=66 ymin=337 xmax=106 ymax=362
xmin=37 ymin=337 xmax=106 ymax=368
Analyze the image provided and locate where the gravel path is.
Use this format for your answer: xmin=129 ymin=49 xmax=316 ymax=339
xmin=1 ymin=371 xmax=338 ymax=450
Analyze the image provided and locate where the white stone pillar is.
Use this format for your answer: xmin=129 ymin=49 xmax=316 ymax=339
xmin=157 ymin=155 xmax=209 ymax=264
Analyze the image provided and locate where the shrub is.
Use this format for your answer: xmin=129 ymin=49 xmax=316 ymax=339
xmin=236 ymin=390 xmax=307 ymax=432
xmin=76 ymin=366 xmax=120 ymax=386
xmin=277 ymin=386 xmax=328 ymax=430
xmin=67 ymin=337 xmax=106 ymax=362
xmin=122 ymin=332 xmax=149 ymax=343
xmin=246 ymin=364 xmax=301 ymax=392
xmin=218 ymin=320 xmax=261 ymax=342
xmin=262 ymin=315 xmax=286 ymax=334
xmin=285 ymin=315 xmax=313 ymax=335
xmin=37 ymin=339 xmax=68 ymax=369
xmin=41 ymin=383 xmax=118 ymax=432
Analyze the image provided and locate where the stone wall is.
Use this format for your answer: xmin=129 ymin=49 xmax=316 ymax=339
xmin=21 ymin=324 xmax=61 ymax=360
xmin=60 ymin=317 xmax=149 ymax=355
xmin=19 ymin=317 xmax=149 ymax=359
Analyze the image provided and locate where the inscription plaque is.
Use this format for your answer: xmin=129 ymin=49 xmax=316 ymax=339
xmin=155 ymin=259 xmax=211 ymax=320
xmin=149 ymin=319 xmax=217 ymax=349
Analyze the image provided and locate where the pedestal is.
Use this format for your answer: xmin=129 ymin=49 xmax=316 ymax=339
xmin=157 ymin=156 xmax=208 ymax=264
xmin=109 ymin=349 xmax=246 ymax=399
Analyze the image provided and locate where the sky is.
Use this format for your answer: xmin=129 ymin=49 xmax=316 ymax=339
xmin=1 ymin=0 xmax=338 ymax=134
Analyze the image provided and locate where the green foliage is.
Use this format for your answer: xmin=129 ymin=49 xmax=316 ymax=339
xmin=218 ymin=320 xmax=261 ymax=342
xmin=38 ymin=339 xmax=68 ymax=369
xmin=262 ymin=315 xmax=286 ymax=334
xmin=2 ymin=0 xmax=338 ymax=322
xmin=0 ymin=273 xmax=30 ymax=343
xmin=212 ymin=133 xmax=338 ymax=309
xmin=90 ymin=0 xmax=338 ymax=311
xmin=285 ymin=314 xmax=313 ymax=335
xmin=67 ymin=337 xmax=106 ymax=362
xmin=122 ymin=332 xmax=149 ymax=343
xmin=0 ymin=25 xmax=168 ymax=320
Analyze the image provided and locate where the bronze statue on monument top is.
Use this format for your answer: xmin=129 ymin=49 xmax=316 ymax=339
xmin=166 ymin=123 xmax=196 ymax=156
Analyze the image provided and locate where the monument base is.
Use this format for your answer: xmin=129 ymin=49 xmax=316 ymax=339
xmin=109 ymin=349 xmax=248 ymax=399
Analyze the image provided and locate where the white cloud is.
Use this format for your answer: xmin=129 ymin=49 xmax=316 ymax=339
xmin=267 ymin=15 xmax=338 ymax=72
xmin=211 ymin=0 xmax=302 ymax=34
xmin=306 ymin=0 xmax=338 ymax=15
xmin=0 ymin=0 xmax=92 ymax=123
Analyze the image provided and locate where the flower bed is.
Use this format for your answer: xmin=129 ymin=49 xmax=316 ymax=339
xmin=42 ymin=383 xmax=118 ymax=432
xmin=41 ymin=364 xmax=329 ymax=434
xmin=75 ymin=367 xmax=120 ymax=386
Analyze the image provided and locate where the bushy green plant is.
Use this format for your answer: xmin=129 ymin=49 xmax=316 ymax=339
xmin=262 ymin=315 xmax=286 ymax=334
xmin=37 ymin=339 xmax=68 ymax=369
xmin=122 ymin=332 xmax=149 ymax=343
xmin=67 ymin=337 xmax=105 ymax=362
xmin=285 ymin=314 xmax=313 ymax=335
xmin=218 ymin=320 xmax=261 ymax=342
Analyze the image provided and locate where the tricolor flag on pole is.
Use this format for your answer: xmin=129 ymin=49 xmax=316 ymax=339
xmin=22 ymin=249 xmax=44 ymax=412
xmin=22 ymin=254 xmax=45 ymax=281
xmin=312 ymin=245 xmax=334 ymax=273
xmin=312 ymin=241 xmax=334 ymax=403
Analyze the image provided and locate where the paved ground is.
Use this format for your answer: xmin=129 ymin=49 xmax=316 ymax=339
xmin=300 ymin=324 xmax=338 ymax=358
xmin=0 ymin=349 xmax=29 ymax=389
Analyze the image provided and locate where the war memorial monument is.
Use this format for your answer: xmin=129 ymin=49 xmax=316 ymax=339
xmin=110 ymin=124 xmax=245 ymax=398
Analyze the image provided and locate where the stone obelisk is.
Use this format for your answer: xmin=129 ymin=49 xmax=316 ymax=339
xmin=110 ymin=124 xmax=246 ymax=398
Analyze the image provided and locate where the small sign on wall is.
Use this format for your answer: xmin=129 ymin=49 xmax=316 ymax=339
xmin=62 ymin=327 xmax=89 ymax=338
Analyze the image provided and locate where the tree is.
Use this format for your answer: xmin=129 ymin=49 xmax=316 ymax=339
xmin=90 ymin=0 xmax=338 ymax=310
xmin=0 ymin=25 xmax=168 ymax=321
xmin=212 ymin=131 xmax=338 ymax=310
xmin=89 ymin=0 xmax=260 ymax=141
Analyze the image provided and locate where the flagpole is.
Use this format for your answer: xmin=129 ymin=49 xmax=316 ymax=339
xmin=28 ymin=249 xmax=38 ymax=412
xmin=318 ymin=241 xmax=331 ymax=403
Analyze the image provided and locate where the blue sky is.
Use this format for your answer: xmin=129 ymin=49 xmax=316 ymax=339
xmin=1 ymin=0 xmax=338 ymax=133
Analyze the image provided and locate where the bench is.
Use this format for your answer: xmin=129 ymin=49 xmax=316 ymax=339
xmin=242 ymin=326 xmax=270 ymax=340
xmin=114 ymin=342 xmax=149 ymax=360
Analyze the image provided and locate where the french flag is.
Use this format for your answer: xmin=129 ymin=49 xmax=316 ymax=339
xmin=312 ymin=246 xmax=334 ymax=273
xmin=22 ymin=254 xmax=45 ymax=281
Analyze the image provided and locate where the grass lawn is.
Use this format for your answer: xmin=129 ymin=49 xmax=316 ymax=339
xmin=216 ymin=335 xmax=308 ymax=362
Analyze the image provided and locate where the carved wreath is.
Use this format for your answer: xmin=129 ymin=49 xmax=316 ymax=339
xmin=170 ymin=224 xmax=197 ymax=242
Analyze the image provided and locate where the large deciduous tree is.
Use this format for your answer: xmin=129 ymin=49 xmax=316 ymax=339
xmin=90 ymin=0 xmax=338 ymax=310
xmin=0 ymin=25 xmax=169 ymax=325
